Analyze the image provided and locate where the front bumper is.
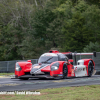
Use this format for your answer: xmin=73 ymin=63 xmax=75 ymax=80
xmin=13 ymin=73 xmax=64 ymax=79
xmin=13 ymin=74 xmax=54 ymax=79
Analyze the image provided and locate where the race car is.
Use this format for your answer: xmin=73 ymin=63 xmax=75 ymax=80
xmin=14 ymin=50 xmax=96 ymax=80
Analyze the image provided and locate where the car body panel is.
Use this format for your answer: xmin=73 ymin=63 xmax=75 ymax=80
xmin=14 ymin=50 xmax=95 ymax=79
xmin=74 ymin=65 xmax=87 ymax=77
xmin=41 ymin=66 xmax=51 ymax=72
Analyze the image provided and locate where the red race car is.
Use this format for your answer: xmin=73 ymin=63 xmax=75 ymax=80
xmin=15 ymin=50 xmax=96 ymax=80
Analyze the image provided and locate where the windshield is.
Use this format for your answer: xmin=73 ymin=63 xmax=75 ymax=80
xmin=38 ymin=56 xmax=58 ymax=64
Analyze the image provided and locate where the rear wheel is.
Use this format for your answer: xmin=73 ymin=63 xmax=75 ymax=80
xmin=88 ymin=61 xmax=94 ymax=77
xmin=62 ymin=64 xmax=68 ymax=79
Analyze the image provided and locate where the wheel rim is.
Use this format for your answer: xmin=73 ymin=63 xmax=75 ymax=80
xmin=88 ymin=62 xmax=93 ymax=76
xmin=89 ymin=67 xmax=92 ymax=75
xmin=63 ymin=66 xmax=67 ymax=78
xmin=89 ymin=67 xmax=91 ymax=71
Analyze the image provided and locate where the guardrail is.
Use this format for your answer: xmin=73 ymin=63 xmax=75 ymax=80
xmin=0 ymin=59 xmax=38 ymax=72
xmin=0 ymin=52 xmax=100 ymax=73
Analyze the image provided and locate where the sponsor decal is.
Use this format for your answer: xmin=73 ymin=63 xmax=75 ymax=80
xmin=71 ymin=69 xmax=74 ymax=76
xmin=45 ymin=54 xmax=52 ymax=56
xmin=75 ymin=67 xmax=83 ymax=72
xmin=58 ymin=74 xmax=63 ymax=76
xmin=34 ymin=66 xmax=41 ymax=68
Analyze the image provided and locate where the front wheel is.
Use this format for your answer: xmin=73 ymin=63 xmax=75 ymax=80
xmin=88 ymin=61 xmax=94 ymax=77
xmin=62 ymin=64 xmax=68 ymax=79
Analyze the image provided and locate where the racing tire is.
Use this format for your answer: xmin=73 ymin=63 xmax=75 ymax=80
xmin=19 ymin=78 xmax=29 ymax=80
xmin=62 ymin=64 xmax=68 ymax=79
xmin=88 ymin=61 xmax=94 ymax=77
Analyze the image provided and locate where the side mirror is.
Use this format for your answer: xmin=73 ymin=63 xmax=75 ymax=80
xmin=93 ymin=51 xmax=96 ymax=57
xmin=68 ymin=59 xmax=73 ymax=65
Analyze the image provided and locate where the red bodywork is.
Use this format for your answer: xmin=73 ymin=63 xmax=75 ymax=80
xmin=15 ymin=50 xmax=95 ymax=79
xmin=15 ymin=60 xmax=75 ymax=78
xmin=83 ymin=59 xmax=95 ymax=76
xmin=15 ymin=61 xmax=32 ymax=77
xmin=38 ymin=61 xmax=75 ymax=77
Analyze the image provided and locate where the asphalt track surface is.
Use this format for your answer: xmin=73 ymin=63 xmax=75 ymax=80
xmin=0 ymin=75 xmax=100 ymax=91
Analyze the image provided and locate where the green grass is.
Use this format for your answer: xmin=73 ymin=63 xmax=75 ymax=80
xmin=0 ymin=85 xmax=100 ymax=100
xmin=0 ymin=73 xmax=14 ymax=76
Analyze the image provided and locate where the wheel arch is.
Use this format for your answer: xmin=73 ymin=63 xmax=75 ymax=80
xmin=62 ymin=63 xmax=68 ymax=79
xmin=89 ymin=60 xmax=95 ymax=67
xmin=88 ymin=60 xmax=94 ymax=77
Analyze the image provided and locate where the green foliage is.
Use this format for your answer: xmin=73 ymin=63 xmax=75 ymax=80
xmin=56 ymin=0 xmax=96 ymax=52
xmin=83 ymin=42 xmax=100 ymax=52
xmin=86 ymin=0 xmax=100 ymax=6
xmin=82 ymin=5 xmax=100 ymax=43
xmin=0 ymin=0 xmax=100 ymax=60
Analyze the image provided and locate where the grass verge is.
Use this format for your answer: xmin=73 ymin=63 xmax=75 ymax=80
xmin=0 ymin=85 xmax=100 ymax=100
xmin=0 ymin=73 xmax=14 ymax=76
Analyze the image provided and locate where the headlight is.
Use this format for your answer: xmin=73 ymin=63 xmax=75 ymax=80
xmin=15 ymin=63 xmax=22 ymax=71
xmin=51 ymin=62 xmax=59 ymax=71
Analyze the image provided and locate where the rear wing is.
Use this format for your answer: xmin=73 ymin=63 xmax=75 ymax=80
xmin=49 ymin=50 xmax=96 ymax=61
xmin=62 ymin=51 xmax=96 ymax=65
xmin=72 ymin=52 xmax=96 ymax=57
xmin=62 ymin=51 xmax=96 ymax=58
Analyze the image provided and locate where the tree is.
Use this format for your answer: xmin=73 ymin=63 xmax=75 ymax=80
xmin=54 ymin=0 xmax=99 ymax=52
xmin=83 ymin=42 xmax=100 ymax=52
xmin=0 ymin=0 xmax=35 ymax=60
xmin=82 ymin=5 xmax=100 ymax=43
xmin=1 ymin=0 xmax=100 ymax=61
